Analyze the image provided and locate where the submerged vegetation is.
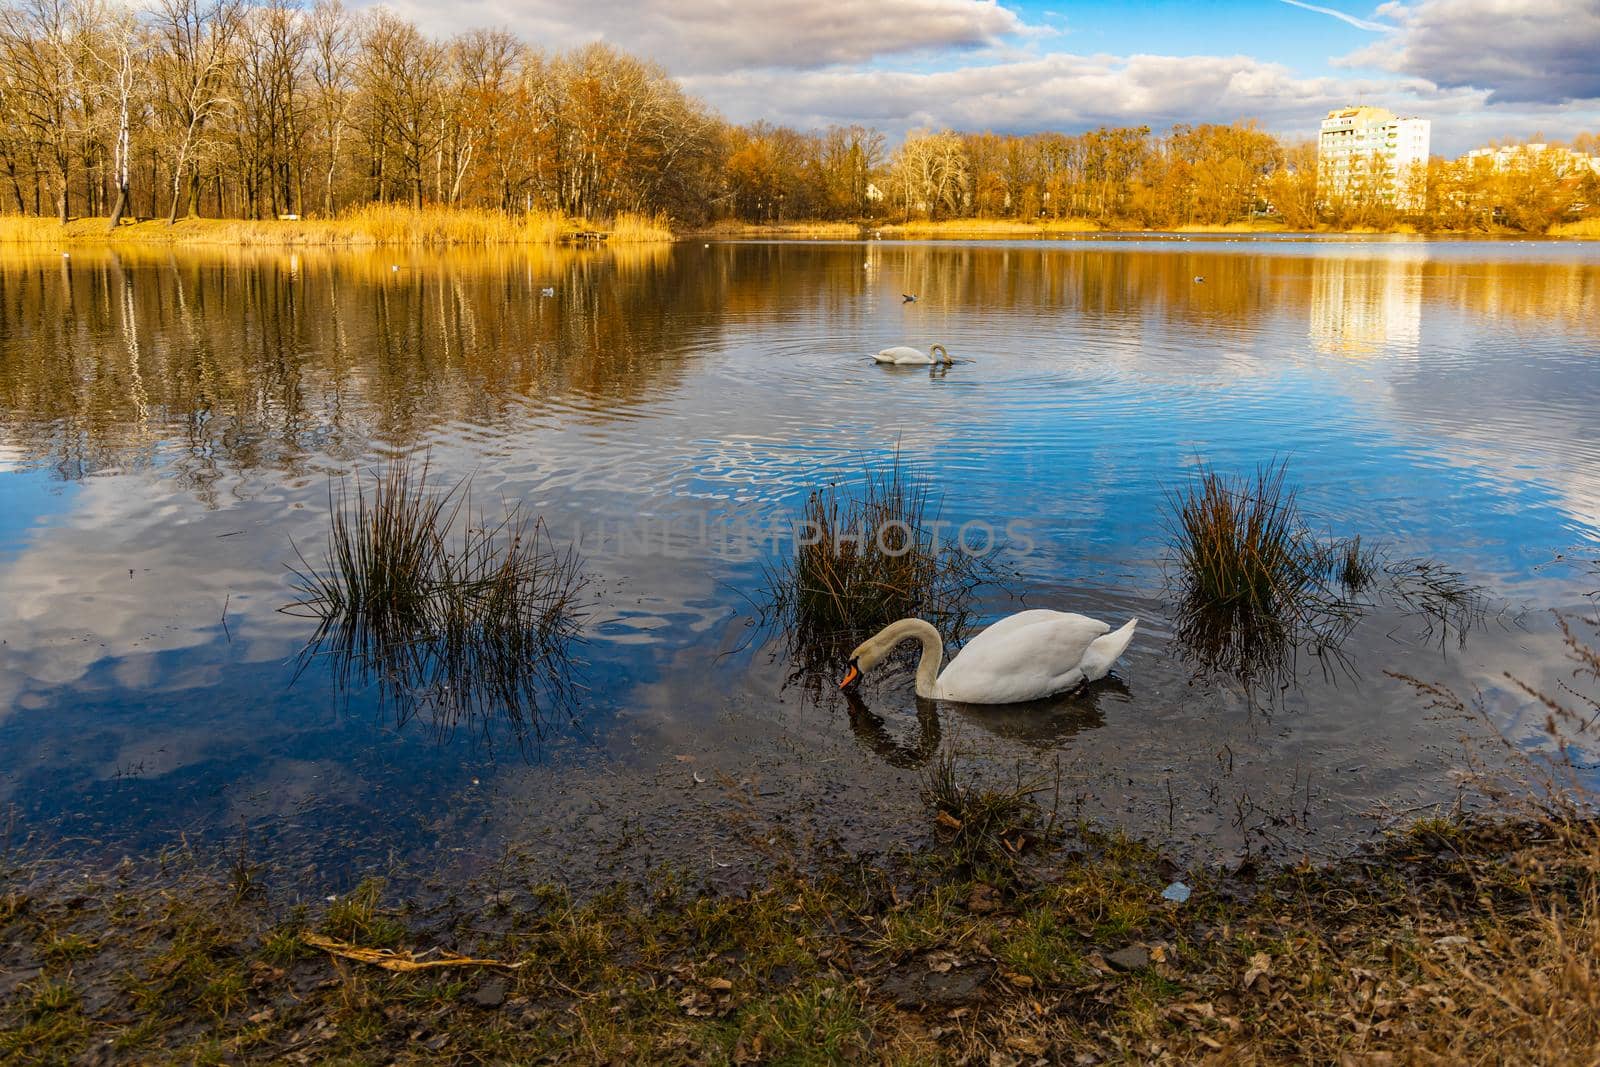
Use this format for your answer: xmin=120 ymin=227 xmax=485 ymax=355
xmin=1167 ymin=459 xmax=1484 ymax=689
xmin=760 ymin=455 xmax=1004 ymax=688
xmin=286 ymin=458 xmax=585 ymax=744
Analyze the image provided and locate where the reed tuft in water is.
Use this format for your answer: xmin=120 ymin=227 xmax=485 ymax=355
xmin=286 ymin=458 xmax=585 ymax=743
xmin=1169 ymin=460 xmax=1316 ymax=622
xmin=1166 ymin=459 xmax=1485 ymax=691
xmin=762 ymin=454 xmax=1002 ymax=686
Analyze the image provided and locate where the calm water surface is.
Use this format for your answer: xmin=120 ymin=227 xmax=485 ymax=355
xmin=1 ymin=237 xmax=1597 ymax=887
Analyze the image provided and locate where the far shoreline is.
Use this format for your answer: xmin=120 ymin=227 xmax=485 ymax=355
xmin=3 ymin=210 xmax=1596 ymax=249
xmin=685 ymin=217 xmax=1600 ymax=241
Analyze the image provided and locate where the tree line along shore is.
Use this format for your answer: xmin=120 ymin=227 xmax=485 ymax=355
xmin=1 ymin=0 xmax=1597 ymax=242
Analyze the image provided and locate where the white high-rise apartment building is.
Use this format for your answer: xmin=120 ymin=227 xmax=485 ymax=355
xmin=1317 ymin=106 xmax=1431 ymax=210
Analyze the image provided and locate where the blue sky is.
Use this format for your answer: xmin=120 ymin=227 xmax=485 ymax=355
xmin=377 ymin=0 xmax=1600 ymax=155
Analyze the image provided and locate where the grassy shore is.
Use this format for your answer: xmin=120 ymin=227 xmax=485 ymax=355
xmin=9 ymin=211 xmax=1595 ymax=248
xmin=5 ymin=783 xmax=1597 ymax=1064
xmin=1550 ymin=218 xmax=1600 ymax=238
xmin=0 ymin=206 xmax=673 ymax=248
xmin=690 ymin=220 xmax=865 ymax=238
xmin=696 ymin=216 xmax=1600 ymax=240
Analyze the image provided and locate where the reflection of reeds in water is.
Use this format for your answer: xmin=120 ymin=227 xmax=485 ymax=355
xmin=762 ymin=454 xmax=1000 ymax=689
xmin=1167 ymin=460 xmax=1484 ymax=693
xmin=286 ymin=458 xmax=585 ymax=745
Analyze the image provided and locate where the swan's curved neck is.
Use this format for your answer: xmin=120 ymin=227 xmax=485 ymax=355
xmin=874 ymin=618 xmax=944 ymax=698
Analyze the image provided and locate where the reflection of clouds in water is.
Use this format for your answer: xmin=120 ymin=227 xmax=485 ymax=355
xmin=0 ymin=476 xmax=308 ymax=724
xmin=2 ymin=240 xmax=1599 ymax=868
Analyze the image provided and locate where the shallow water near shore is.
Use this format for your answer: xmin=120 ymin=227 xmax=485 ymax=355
xmin=1 ymin=236 xmax=1597 ymax=891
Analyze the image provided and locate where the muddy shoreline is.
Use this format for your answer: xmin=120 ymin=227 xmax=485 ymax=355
xmin=4 ymin=792 xmax=1596 ymax=1064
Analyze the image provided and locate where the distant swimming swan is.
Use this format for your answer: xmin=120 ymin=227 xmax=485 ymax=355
xmin=839 ymin=611 xmax=1137 ymax=704
xmin=874 ymin=344 xmax=952 ymax=366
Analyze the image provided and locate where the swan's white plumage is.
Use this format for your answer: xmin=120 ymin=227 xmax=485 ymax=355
xmin=874 ymin=344 xmax=948 ymax=365
xmin=846 ymin=612 xmax=1137 ymax=704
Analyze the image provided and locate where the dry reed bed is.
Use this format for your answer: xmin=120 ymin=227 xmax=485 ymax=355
xmin=1550 ymin=217 xmax=1600 ymax=238
xmin=878 ymin=217 xmax=1102 ymax=236
xmin=0 ymin=205 xmax=673 ymax=247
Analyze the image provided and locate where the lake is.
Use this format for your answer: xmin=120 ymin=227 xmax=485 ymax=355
xmin=1 ymin=236 xmax=1597 ymax=889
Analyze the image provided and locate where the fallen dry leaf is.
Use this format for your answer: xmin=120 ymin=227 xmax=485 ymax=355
xmin=1243 ymin=952 xmax=1272 ymax=989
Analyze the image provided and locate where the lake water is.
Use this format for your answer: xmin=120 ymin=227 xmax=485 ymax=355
xmin=2 ymin=237 xmax=1597 ymax=889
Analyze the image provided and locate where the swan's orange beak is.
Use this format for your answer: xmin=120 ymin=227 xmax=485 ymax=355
xmin=838 ymin=664 xmax=861 ymax=691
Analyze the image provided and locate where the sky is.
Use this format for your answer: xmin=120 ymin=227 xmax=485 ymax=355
xmin=367 ymin=0 xmax=1599 ymax=156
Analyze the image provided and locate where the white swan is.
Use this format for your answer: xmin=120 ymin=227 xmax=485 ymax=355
xmin=838 ymin=611 xmax=1137 ymax=704
xmin=874 ymin=344 xmax=952 ymax=366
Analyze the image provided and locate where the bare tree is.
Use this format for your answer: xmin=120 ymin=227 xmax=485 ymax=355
xmin=0 ymin=0 xmax=90 ymax=221
xmin=306 ymin=0 xmax=354 ymax=215
xmin=150 ymin=0 xmax=240 ymax=224
xmin=356 ymin=10 xmax=441 ymax=209
xmin=86 ymin=0 xmax=142 ymax=228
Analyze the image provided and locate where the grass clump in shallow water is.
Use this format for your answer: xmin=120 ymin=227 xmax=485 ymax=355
xmin=923 ymin=750 xmax=1048 ymax=880
xmin=287 ymin=456 xmax=585 ymax=742
xmin=763 ymin=453 xmax=1001 ymax=685
xmin=1168 ymin=459 xmax=1318 ymax=624
xmin=1167 ymin=458 xmax=1484 ymax=689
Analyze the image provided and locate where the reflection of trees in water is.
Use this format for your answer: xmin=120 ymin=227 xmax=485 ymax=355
xmin=0 ymin=244 xmax=707 ymax=496
xmin=878 ymin=242 xmax=1598 ymax=342
xmin=4 ymin=243 xmax=1593 ymax=501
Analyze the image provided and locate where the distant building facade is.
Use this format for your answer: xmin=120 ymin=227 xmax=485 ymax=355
xmin=1317 ymin=106 xmax=1430 ymax=210
xmin=1461 ymin=142 xmax=1600 ymax=176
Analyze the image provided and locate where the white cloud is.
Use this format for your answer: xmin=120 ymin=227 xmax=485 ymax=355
xmin=377 ymin=0 xmax=1024 ymax=73
xmin=1359 ymin=0 xmax=1600 ymax=104
xmin=358 ymin=0 xmax=1600 ymax=153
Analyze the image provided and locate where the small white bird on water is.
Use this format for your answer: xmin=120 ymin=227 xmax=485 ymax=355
xmin=874 ymin=344 xmax=952 ymax=366
xmin=840 ymin=610 xmax=1137 ymax=704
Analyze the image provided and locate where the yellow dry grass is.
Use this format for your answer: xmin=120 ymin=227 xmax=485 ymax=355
xmin=878 ymin=217 xmax=1101 ymax=237
xmin=1550 ymin=217 xmax=1600 ymax=238
xmin=1169 ymin=220 xmax=1279 ymax=233
xmin=0 ymin=206 xmax=674 ymax=247
xmin=690 ymin=220 xmax=864 ymax=237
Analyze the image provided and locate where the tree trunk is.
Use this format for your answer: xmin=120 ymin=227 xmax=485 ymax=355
xmin=108 ymin=184 xmax=129 ymax=230
xmin=5 ymin=162 xmax=24 ymax=214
